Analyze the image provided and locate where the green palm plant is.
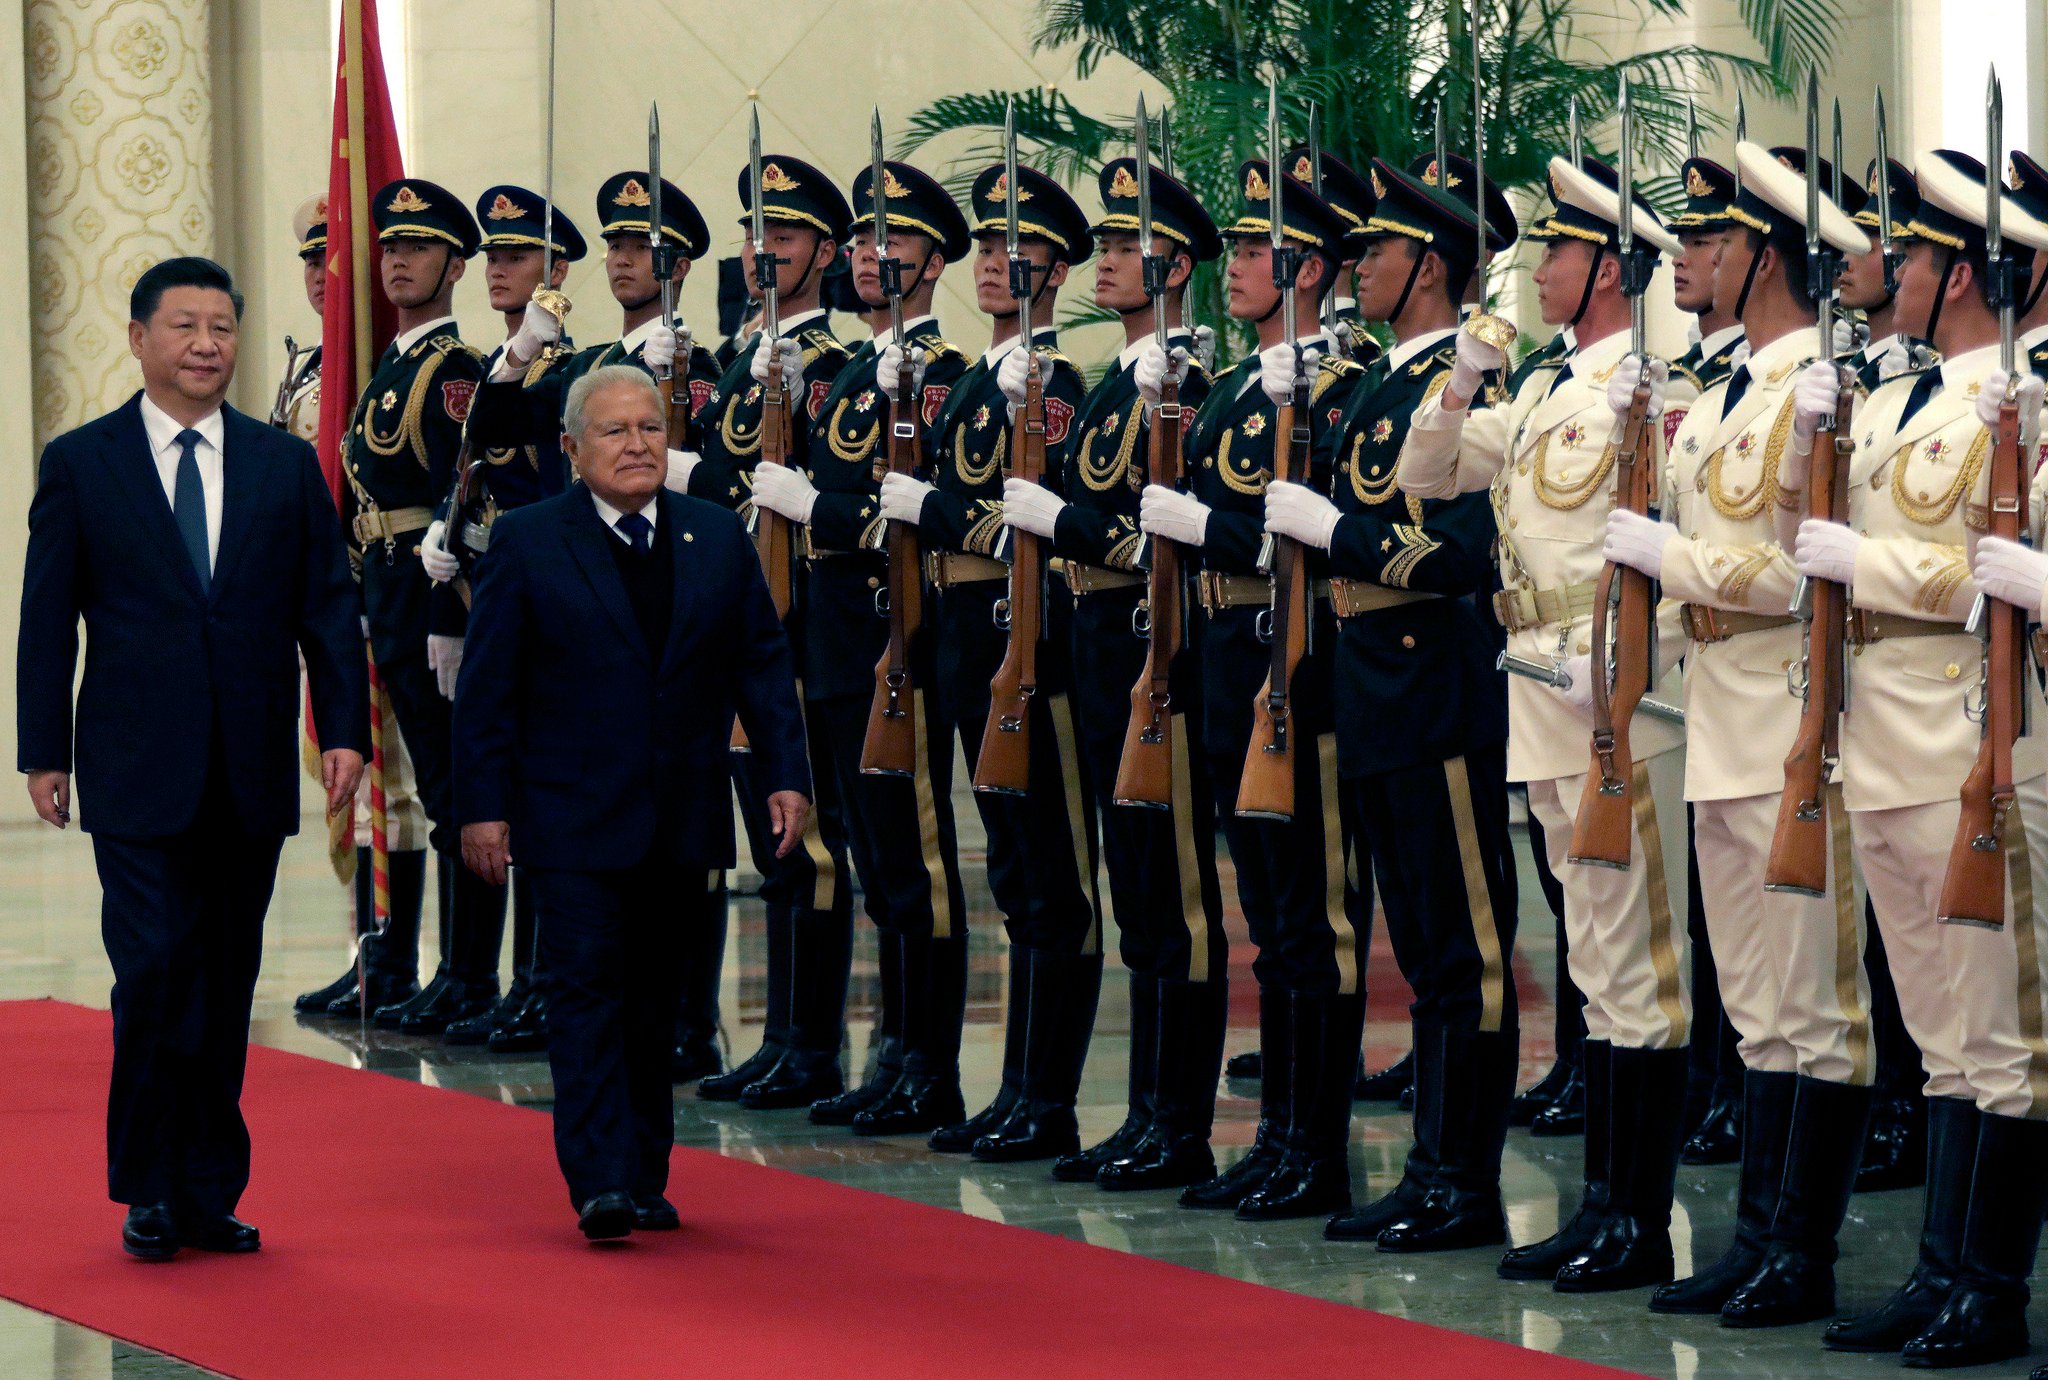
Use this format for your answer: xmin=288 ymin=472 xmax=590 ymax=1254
xmin=902 ymin=0 xmax=1842 ymax=358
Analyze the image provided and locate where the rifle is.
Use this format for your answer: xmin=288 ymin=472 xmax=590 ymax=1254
xmin=648 ymin=102 xmax=694 ymax=453
xmin=973 ymin=99 xmax=1046 ymax=797
xmin=1766 ymin=71 xmax=1857 ymax=896
xmin=734 ymin=103 xmax=794 ymax=754
xmin=1237 ymin=75 xmax=1310 ymax=822
xmin=270 ymin=335 xmax=315 ymax=430
xmin=1568 ymin=72 xmax=1659 ymax=869
xmin=860 ymin=111 xmax=928 ymax=778
xmin=1114 ymin=97 xmax=1183 ymax=810
xmin=1938 ymin=68 xmax=2026 ymax=930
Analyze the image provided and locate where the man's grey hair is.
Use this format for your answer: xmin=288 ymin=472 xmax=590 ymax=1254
xmin=562 ymin=363 xmax=664 ymax=442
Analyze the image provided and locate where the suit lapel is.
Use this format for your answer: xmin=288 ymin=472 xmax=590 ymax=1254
xmin=104 ymin=395 xmax=206 ymax=601
xmin=658 ymin=491 xmax=699 ymax=675
xmin=209 ymin=407 xmax=258 ymax=601
xmin=561 ymin=495 xmax=651 ymax=664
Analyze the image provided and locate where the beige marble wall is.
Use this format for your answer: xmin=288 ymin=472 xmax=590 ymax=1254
xmin=0 ymin=0 xmax=33 ymax=817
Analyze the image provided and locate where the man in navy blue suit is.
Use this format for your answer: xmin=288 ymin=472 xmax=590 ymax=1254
xmin=454 ymin=364 xmax=810 ymax=1239
xmin=16 ymin=257 xmax=368 ymax=1260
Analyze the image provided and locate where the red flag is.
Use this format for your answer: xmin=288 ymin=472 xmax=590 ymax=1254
xmin=317 ymin=0 xmax=405 ymax=508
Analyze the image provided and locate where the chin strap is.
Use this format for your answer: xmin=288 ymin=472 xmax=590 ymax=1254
xmin=1730 ymin=241 xmax=1768 ymax=322
xmin=1922 ymin=246 xmax=1960 ymax=345
xmin=1386 ymin=246 xmax=1432 ymax=328
xmin=1569 ymin=245 xmax=1607 ymax=327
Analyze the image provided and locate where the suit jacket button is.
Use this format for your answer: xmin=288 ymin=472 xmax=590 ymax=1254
xmin=1945 ymin=663 xmax=1961 ymax=679
xmin=1400 ymin=634 xmax=1416 ymax=649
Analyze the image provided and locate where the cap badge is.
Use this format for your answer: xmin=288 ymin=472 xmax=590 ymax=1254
xmin=1108 ymin=165 xmax=1140 ymax=199
xmin=1685 ymin=166 xmax=1712 ymax=198
xmin=1245 ymin=167 xmax=1271 ymax=201
xmin=760 ymin=162 xmax=801 ymax=193
xmin=386 ymin=185 xmax=430 ymax=214
xmin=881 ymin=167 xmax=912 ymax=199
xmin=613 ymin=178 xmax=651 ymax=208
xmin=486 ymin=193 xmax=523 ymax=221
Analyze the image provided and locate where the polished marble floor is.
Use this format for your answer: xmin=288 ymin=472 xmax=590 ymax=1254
xmin=0 ymin=789 xmax=2037 ymax=1380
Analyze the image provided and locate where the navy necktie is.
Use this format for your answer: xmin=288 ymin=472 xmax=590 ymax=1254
xmin=1722 ymin=364 xmax=1752 ymax=415
xmin=615 ymin=511 xmax=652 ymax=555
xmin=172 ymin=428 xmax=209 ymax=592
xmin=1899 ymin=367 xmax=1943 ymax=429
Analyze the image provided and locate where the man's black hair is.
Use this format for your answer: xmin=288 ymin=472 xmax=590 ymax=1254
xmin=131 ymin=256 xmax=245 ymax=323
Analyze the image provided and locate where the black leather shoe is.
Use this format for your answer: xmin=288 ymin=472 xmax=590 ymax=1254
xmin=1234 ymin=1151 xmax=1350 ymax=1220
xmin=1325 ymin=1177 xmax=1430 ymax=1242
xmin=1528 ymin=1070 xmax=1587 ymax=1137
xmin=1551 ymin=1212 xmax=1673 ymax=1293
xmin=1053 ymin=1112 xmax=1148 ymax=1183
xmin=696 ymin=1043 xmax=784 ymax=1101
xmin=1224 ymin=1050 xmax=1261 ymax=1079
xmin=632 ymin=1195 xmax=680 ymax=1231
xmin=486 ymin=991 xmax=548 ymax=1053
xmin=327 ymin=970 xmax=418 ymax=1020
xmin=810 ymin=1066 xmax=898 ymax=1125
xmin=670 ymin=1037 xmax=724 ymax=1085
xmin=1825 ymin=1266 xmax=1962 ymax=1352
xmin=577 ymin=1190 xmax=635 ymax=1241
xmin=444 ymin=984 xmax=523 ymax=1046
xmin=1234 ymin=991 xmax=1361 ymax=1221
xmin=1178 ymin=1142 xmax=1280 ymax=1209
xmin=1680 ymin=1094 xmax=1742 ymax=1165
xmin=374 ymin=969 xmax=450 ymax=1028
xmin=1652 ymin=1069 xmax=1798 ymax=1316
xmin=1900 ymin=1288 xmax=2030 ymax=1370
xmin=972 ymin=1104 xmax=1080 ymax=1163
xmin=1553 ymin=1045 xmax=1687 ymax=1294
xmin=295 ymin=964 xmax=362 ymax=1014
xmin=1376 ymin=1189 xmax=1508 ymax=1253
xmin=739 ymin=1049 xmax=845 ymax=1110
xmin=852 ymin=1075 xmax=965 ymax=1137
xmin=1353 ymin=1051 xmax=1413 ymax=1102
xmin=400 ymin=979 xmax=497 ymax=1036
xmin=179 ymin=1213 xmax=260 ymax=1253
xmin=930 ymin=1089 xmax=1019 ymax=1153
xmin=1500 ymin=1040 xmax=1612 ymax=1281
xmin=121 ymin=1203 xmax=178 ymax=1261
xmin=1508 ymin=1058 xmax=1578 ymax=1128
xmin=1097 ymin=1129 xmax=1216 ymax=1191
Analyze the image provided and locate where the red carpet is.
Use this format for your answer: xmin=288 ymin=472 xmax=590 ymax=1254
xmin=0 ymin=1000 xmax=1637 ymax=1379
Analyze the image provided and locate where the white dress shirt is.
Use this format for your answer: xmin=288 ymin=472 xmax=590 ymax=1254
xmin=391 ymin=315 xmax=458 ymax=360
xmin=138 ymin=393 xmax=224 ymax=571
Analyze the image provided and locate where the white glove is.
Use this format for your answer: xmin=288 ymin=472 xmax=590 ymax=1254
xmin=1794 ymin=519 xmax=1862 ymax=586
xmin=420 ymin=519 xmax=459 ymax=583
xmin=998 ymin=346 xmax=1054 ymax=414
xmin=750 ymin=335 xmax=803 ymax=392
xmin=427 ymin=634 xmax=463 ymax=701
xmin=1605 ymin=355 xmax=1669 ymax=420
xmin=1831 ymin=318 xmax=1858 ymax=357
xmin=1602 ymin=509 xmax=1675 ymax=580
xmin=360 ymin=615 xmax=372 ymax=639
xmin=1002 ymin=476 xmax=1066 ymax=538
xmin=1134 ymin=342 xmax=1187 ymax=407
xmin=1728 ymin=339 xmax=1752 ymax=371
xmin=643 ymin=324 xmax=678 ymax=372
xmin=875 ymin=343 xmax=924 ymax=396
xmin=1557 ymin=652 xmax=1594 ymax=711
xmin=1193 ymin=324 xmax=1217 ymax=373
xmin=1972 ymin=535 xmax=2048 ymax=615
xmin=1975 ymin=370 xmax=2046 ymax=453
xmin=505 ymin=296 xmax=563 ymax=365
xmin=1790 ymin=360 xmax=1842 ymax=456
xmin=1446 ymin=327 xmax=1505 ymax=405
xmin=663 ymin=449 xmax=700 ymax=493
xmin=751 ymin=460 xmax=818 ymax=523
xmin=1259 ymin=342 xmax=1323 ymax=407
xmin=1264 ymin=481 xmax=1341 ymax=550
xmin=1139 ymin=484 xmax=1211 ymax=547
xmin=879 ymin=471 xmax=933 ymax=526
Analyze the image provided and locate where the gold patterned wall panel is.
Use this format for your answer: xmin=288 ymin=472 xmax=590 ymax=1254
xmin=25 ymin=0 xmax=212 ymax=452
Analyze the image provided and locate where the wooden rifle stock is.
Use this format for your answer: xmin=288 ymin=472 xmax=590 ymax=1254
xmin=732 ymin=361 xmax=796 ymax=753
xmin=1568 ymin=380 xmax=1658 ymax=868
xmin=1113 ymin=372 xmax=1185 ymax=809
xmin=860 ymin=363 xmax=926 ymax=776
xmin=662 ymin=372 xmax=694 ymax=452
xmin=1236 ymin=392 xmax=1312 ymax=821
xmin=1765 ymin=371 xmax=1855 ymax=895
xmin=1937 ymin=389 xmax=2027 ymax=929
xmin=974 ymin=359 xmax=1046 ymax=796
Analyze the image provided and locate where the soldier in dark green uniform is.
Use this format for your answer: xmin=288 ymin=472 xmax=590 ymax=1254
xmin=876 ymin=164 xmax=1103 ymax=1162
xmin=1841 ymin=158 xmax=1925 ymax=393
xmin=1266 ymin=158 xmax=1520 ymax=1252
xmin=1286 ymin=147 xmax=1383 ymax=370
xmin=679 ymin=156 xmax=861 ymax=1110
xmin=338 ymin=179 xmax=498 ymax=1034
xmin=747 ymin=161 xmax=976 ymax=1135
xmin=1140 ymin=161 xmax=1371 ymax=1221
xmin=999 ymin=157 xmax=1230 ymax=1187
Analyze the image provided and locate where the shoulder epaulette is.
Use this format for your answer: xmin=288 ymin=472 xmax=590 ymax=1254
xmin=920 ymin=339 xmax=966 ymax=364
xmin=1320 ymin=355 xmax=1365 ymax=379
xmin=1671 ymin=362 xmax=1704 ymax=390
xmin=426 ymin=335 xmax=482 ymax=362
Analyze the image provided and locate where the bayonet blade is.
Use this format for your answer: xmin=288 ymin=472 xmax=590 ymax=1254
xmin=871 ymin=106 xmax=905 ymax=349
xmin=647 ymin=102 xmax=665 ymax=258
xmin=1158 ymin=107 xmax=1175 ymax=177
xmin=1987 ymin=69 xmax=2004 ymax=266
xmin=1267 ymin=74 xmax=1284 ymax=255
xmin=1004 ymin=96 xmax=1022 ymax=263
xmin=1734 ymin=92 xmax=1748 ymax=196
xmin=1135 ymin=94 xmax=1155 ymax=261
xmin=1686 ymin=93 xmax=1699 ymax=162
xmin=1804 ymin=70 xmax=1822 ymax=259
xmin=1306 ymin=102 xmax=1322 ymax=194
xmin=541 ymin=0 xmax=557 ymax=287
xmin=1568 ymin=96 xmax=1581 ymax=171
xmin=749 ymin=103 xmax=776 ymax=339
xmin=1831 ymin=97 xmax=1844 ymax=206
xmin=1875 ymin=87 xmax=1895 ymax=258
xmin=1434 ymin=97 xmax=1448 ymax=189
xmin=1616 ymin=73 xmax=1634 ymax=260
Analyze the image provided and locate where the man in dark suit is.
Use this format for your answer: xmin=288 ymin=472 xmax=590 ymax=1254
xmin=17 ymin=256 xmax=367 ymax=1261
xmin=454 ymin=364 xmax=810 ymax=1240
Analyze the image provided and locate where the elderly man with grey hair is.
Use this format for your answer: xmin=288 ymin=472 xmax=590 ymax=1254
xmin=453 ymin=364 xmax=811 ymax=1240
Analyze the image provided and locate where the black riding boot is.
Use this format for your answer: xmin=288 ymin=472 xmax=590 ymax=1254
xmin=812 ymin=928 xmax=905 ymax=1125
xmin=698 ymin=904 xmax=795 ymax=1100
xmin=1520 ymin=905 xmax=1586 ymax=1132
xmin=974 ymin=951 xmax=1102 ymax=1161
xmin=1054 ymin=971 xmax=1157 ymax=1182
xmin=1100 ymin=978 xmax=1226 ymax=1190
xmin=1376 ymin=1025 xmax=1517 ymax=1252
xmin=669 ymin=879 xmax=728 ymax=1082
xmin=1824 ymin=1096 xmax=1978 ymax=1352
xmin=449 ymin=868 xmax=537 ymax=1045
xmin=1500 ymin=1038 xmax=1610 ymax=1279
xmin=1650 ymin=1068 xmax=1796 ymax=1314
xmin=1553 ymin=1044 xmax=1687 ymax=1293
xmin=930 ymin=946 xmax=1029 ymax=1152
xmin=1858 ymin=895 xmax=1926 ymax=1194
xmin=1236 ymin=991 xmax=1363 ymax=1221
xmin=487 ymin=871 xmax=548 ymax=1052
xmin=853 ymin=933 xmax=966 ymax=1135
xmin=399 ymin=856 xmax=502 ymax=1034
xmin=1721 ymin=1076 xmax=1874 ymax=1327
xmin=308 ymin=847 xmax=427 ymax=1016
xmin=1899 ymin=1112 xmax=2048 ymax=1369
xmin=742 ymin=905 xmax=853 ymax=1109
xmin=1327 ymin=1017 xmax=1441 ymax=1241
xmin=1181 ymin=985 xmax=1289 ymax=1210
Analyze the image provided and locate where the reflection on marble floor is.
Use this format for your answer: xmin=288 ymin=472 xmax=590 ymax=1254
xmin=0 ymin=804 xmax=2037 ymax=1380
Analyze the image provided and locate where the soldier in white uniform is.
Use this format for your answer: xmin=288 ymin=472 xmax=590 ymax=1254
xmin=1601 ymin=143 xmax=1876 ymax=1327
xmin=1798 ymin=151 xmax=2048 ymax=1369
xmin=1399 ymin=155 xmax=1692 ymax=1294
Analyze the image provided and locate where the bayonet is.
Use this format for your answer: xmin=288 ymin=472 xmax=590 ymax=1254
xmin=1617 ymin=72 xmax=1645 ymax=357
xmin=872 ymin=107 xmax=906 ymax=351
xmin=1568 ymin=96 xmax=1582 ymax=171
xmin=647 ymin=102 xmax=678 ymax=379
xmin=1831 ymin=98 xmax=1844 ymax=208
xmin=749 ymin=105 xmax=780 ymax=345
xmin=1135 ymin=94 xmax=1167 ymax=351
xmin=1734 ymin=92 xmax=1748 ymax=197
xmin=1435 ymin=97 xmax=1449 ymax=190
xmin=1158 ymin=107 xmax=1175 ymax=177
xmin=1005 ymin=96 xmax=1033 ymax=353
xmin=1990 ymin=67 xmax=2014 ymax=373
xmin=1306 ymin=102 xmax=1337 ymax=338
xmin=1686 ymin=93 xmax=1699 ymax=163
xmin=1875 ymin=87 xmax=1900 ymax=297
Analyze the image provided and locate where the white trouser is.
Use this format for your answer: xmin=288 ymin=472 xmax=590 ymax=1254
xmin=1528 ymin=751 xmax=1691 ymax=1050
xmin=1853 ymin=772 xmax=2048 ymax=1119
xmin=1693 ymin=791 xmax=1873 ymax=1085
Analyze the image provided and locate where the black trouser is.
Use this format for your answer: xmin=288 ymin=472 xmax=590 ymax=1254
xmin=94 ymin=762 xmax=284 ymax=1216
xmin=1348 ymin=743 xmax=1519 ymax=1035
xmin=1068 ymin=586 xmax=1225 ymax=983
xmin=935 ymin=581 xmax=1100 ymax=956
xmin=531 ymin=860 xmax=699 ymax=1207
xmin=1200 ymin=603 xmax=1368 ymax=994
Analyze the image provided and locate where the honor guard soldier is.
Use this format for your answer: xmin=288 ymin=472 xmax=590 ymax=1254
xmin=679 ymin=155 xmax=862 ymax=1110
xmin=748 ymin=159 xmax=975 ymax=1135
xmin=1251 ymin=157 xmax=1520 ymax=1251
xmin=337 ymin=179 xmax=503 ymax=1035
xmin=1800 ymin=152 xmax=2048 ymax=1369
xmin=1598 ymin=143 xmax=1876 ymax=1325
xmin=1291 ymin=147 xmax=1383 ymax=370
xmin=1400 ymin=155 xmax=1694 ymax=1292
xmin=1000 ymin=155 xmax=1231 ymax=1188
xmin=1140 ymin=159 xmax=1371 ymax=1222
xmin=1842 ymin=159 xmax=1927 ymax=392
xmin=1670 ymin=156 xmax=1745 ymax=396
xmin=289 ymin=195 xmax=437 ymax=1021
xmin=2008 ymin=152 xmax=2048 ymax=377
xmin=876 ymin=162 xmax=1104 ymax=1163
